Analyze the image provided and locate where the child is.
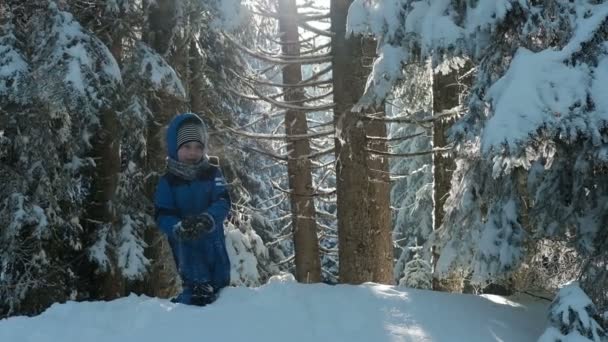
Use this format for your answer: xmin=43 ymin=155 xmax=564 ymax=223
xmin=154 ymin=113 xmax=231 ymax=306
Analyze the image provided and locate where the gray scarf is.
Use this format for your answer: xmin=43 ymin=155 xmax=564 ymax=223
xmin=166 ymin=157 xmax=210 ymax=181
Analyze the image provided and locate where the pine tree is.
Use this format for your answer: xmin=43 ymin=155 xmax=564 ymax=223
xmin=399 ymin=250 xmax=432 ymax=290
xmin=539 ymin=282 xmax=606 ymax=342
xmin=346 ymin=0 xmax=608 ymax=311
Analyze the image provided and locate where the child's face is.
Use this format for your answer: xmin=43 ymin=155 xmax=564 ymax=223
xmin=177 ymin=141 xmax=205 ymax=164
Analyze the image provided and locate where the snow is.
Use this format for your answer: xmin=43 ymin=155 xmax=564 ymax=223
xmin=0 ymin=28 xmax=28 ymax=100
xmin=0 ymin=283 xmax=549 ymax=342
xmin=134 ymin=42 xmax=186 ymax=98
xmin=482 ymin=2 xmax=608 ymax=153
xmin=212 ymin=0 xmax=249 ymax=31
xmin=117 ymin=215 xmax=149 ymax=280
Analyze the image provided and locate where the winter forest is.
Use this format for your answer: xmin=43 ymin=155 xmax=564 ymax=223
xmin=1 ymin=0 xmax=607 ymax=341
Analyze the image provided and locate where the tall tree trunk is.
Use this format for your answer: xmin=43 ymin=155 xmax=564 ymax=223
xmin=331 ymin=0 xmax=392 ymax=284
xmin=141 ymin=0 xmax=181 ymax=298
xmin=431 ymin=65 xmax=461 ymax=290
xmin=278 ymin=0 xmax=321 ymax=283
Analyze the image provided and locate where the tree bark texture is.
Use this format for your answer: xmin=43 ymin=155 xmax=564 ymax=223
xmin=278 ymin=0 xmax=322 ymax=283
xmin=331 ymin=0 xmax=393 ymax=284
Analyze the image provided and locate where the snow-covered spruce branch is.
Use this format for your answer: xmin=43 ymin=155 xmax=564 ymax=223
xmin=366 ymin=132 xmax=425 ymax=142
xmin=227 ymin=125 xmax=335 ymax=141
xmin=232 ymin=67 xmax=332 ymax=89
xmin=275 ymin=221 xmax=293 ymax=236
xmin=316 ymin=210 xmax=337 ymax=220
xmin=247 ymin=88 xmax=333 ymax=105
xmin=276 ymin=90 xmax=334 ymax=105
xmin=268 ymin=213 xmax=292 ymax=223
xmin=318 ymin=231 xmax=338 ymax=239
xmin=307 ymin=147 xmax=335 ymax=159
xmin=241 ymin=145 xmax=288 ymax=161
xmin=363 ymin=108 xmax=459 ymax=124
xmin=317 ymin=222 xmax=338 ymax=233
xmin=266 ymin=33 xmax=322 ymax=48
xmin=256 ymin=45 xmax=332 ymax=61
xmin=225 ymin=87 xmax=265 ymax=101
xmin=266 ymin=232 xmax=293 ymax=247
xmin=224 ymin=33 xmax=332 ymax=65
xmin=302 ymin=90 xmax=333 ymax=103
xmin=298 ymin=21 xmax=333 ymax=37
xmin=271 ymin=180 xmax=336 ymax=198
xmin=311 ymin=160 xmax=335 ymax=170
xmin=309 ymin=120 xmax=334 ymax=129
xmin=254 ymin=197 xmax=288 ymax=212
xmin=319 ymin=246 xmax=338 ymax=255
xmin=365 ymin=147 xmax=452 ymax=158
xmin=255 ymin=193 xmax=287 ymax=207
xmin=313 ymin=168 xmax=335 ymax=193
xmin=301 ymin=42 xmax=331 ymax=55
xmin=211 ymin=110 xmax=287 ymax=134
xmin=247 ymin=83 xmax=335 ymax=112
xmin=277 ymin=254 xmax=295 ymax=265
xmin=253 ymin=8 xmax=330 ymax=22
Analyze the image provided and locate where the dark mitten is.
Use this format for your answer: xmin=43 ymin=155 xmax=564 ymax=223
xmin=191 ymin=283 xmax=217 ymax=306
xmin=173 ymin=213 xmax=215 ymax=240
xmin=196 ymin=213 xmax=215 ymax=234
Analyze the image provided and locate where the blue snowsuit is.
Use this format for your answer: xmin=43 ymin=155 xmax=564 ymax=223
xmin=154 ymin=113 xmax=231 ymax=304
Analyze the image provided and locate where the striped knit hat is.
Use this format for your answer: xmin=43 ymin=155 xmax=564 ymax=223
xmin=177 ymin=120 xmax=206 ymax=149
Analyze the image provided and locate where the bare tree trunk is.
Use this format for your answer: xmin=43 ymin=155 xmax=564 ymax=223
xmin=331 ymin=0 xmax=392 ymax=284
xmin=278 ymin=0 xmax=321 ymax=283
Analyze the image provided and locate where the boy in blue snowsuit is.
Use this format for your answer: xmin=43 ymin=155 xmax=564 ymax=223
xmin=154 ymin=113 xmax=231 ymax=306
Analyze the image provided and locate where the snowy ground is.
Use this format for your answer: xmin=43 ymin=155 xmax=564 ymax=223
xmin=0 ymin=281 xmax=549 ymax=342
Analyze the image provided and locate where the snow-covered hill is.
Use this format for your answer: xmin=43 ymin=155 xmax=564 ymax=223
xmin=0 ymin=281 xmax=549 ymax=342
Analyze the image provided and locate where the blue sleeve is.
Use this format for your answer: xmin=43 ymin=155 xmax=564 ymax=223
xmin=206 ymin=168 xmax=231 ymax=227
xmin=154 ymin=176 xmax=180 ymax=238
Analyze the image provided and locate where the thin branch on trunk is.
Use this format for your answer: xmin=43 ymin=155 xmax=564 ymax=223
xmin=224 ymin=33 xmax=332 ymax=64
xmin=266 ymin=232 xmax=293 ymax=246
xmin=231 ymin=67 xmax=332 ymax=89
xmin=211 ymin=110 xmax=286 ymax=134
xmin=365 ymin=146 xmax=453 ymax=157
xmin=301 ymin=42 xmax=331 ymax=55
xmin=366 ymin=132 xmax=425 ymax=142
xmin=311 ymin=159 xmax=335 ymax=170
xmin=319 ymin=246 xmax=338 ymax=255
xmin=253 ymin=9 xmax=330 ymax=22
xmin=277 ymin=254 xmax=295 ymax=265
xmin=228 ymin=125 xmax=335 ymax=141
xmin=246 ymin=81 xmax=335 ymax=111
xmin=363 ymin=106 xmax=460 ymax=124
xmin=271 ymin=180 xmax=336 ymax=197
xmin=299 ymin=21 xmax=333 ymax=37
xmin=242 ymin=145 xmax=288 ymax=161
